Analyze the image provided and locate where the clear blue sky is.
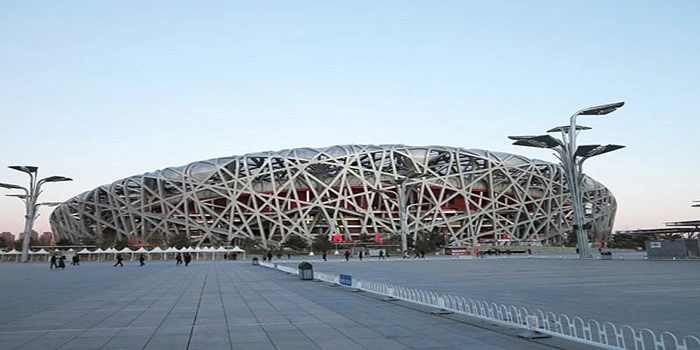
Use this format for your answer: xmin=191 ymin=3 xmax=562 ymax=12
xmin=2 ymin=1 xmax=699 ymax=237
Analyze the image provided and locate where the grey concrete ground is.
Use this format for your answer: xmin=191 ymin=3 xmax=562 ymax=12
xmin=0 ymin=259 xmax=599 ymax=350
xmin=277 ymin=253 xmax=700 ymax=339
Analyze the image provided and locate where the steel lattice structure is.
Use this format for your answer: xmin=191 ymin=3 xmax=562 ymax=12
xmin=49 ymin=145 xmax=617 ymax=248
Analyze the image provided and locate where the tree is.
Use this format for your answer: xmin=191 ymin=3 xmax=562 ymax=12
xmin=358 ymin=233 xmax=375 ymax=243
xmin=168 ymin=233 xmax=190 ymax=249
xmin=609 ymin=234 xmax=648 ymax=250
xmin=235 ymin=237 xmax=259 ymax=251
xmin=14 ymin=238 xmax=38 ymax=250
xmin=113 ymin=240 xmax=130 ymax=250
xmin=413 ymin=230 xmax=444 ymax=254
xmin=79 ymin=237 xmax=96 ymax=246
xmin=312 ymin=234 xmax=332 ymax=253
xmin=56 ymin=238 xmax=73 ymax=246
xmin=563 ymin=231 xmax=578 ymax=247
xmin=283 ymin=235 xmax=308 ymax=251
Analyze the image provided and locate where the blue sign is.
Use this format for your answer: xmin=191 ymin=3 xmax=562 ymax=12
xmin=339 ymin=274 xmax=352 ymax=286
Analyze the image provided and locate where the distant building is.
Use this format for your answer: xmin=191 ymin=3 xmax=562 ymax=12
xmin=39 ymin=232 xmax=53 ymax=246
xmin=19 ymin=230 xmax=39 ymax=241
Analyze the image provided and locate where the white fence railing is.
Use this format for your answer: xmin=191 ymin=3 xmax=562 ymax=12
xmin=257 ymin=261 xmax=700 ymax=350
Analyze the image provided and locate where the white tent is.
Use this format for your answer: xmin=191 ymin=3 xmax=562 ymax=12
xmin=30 ymin=248 xmax=50 ymax=262
xmin=231 ymin=246 xmax=246 ymax=259
xmin=150 ymin=247 xmax=166 ymax=260
xmin=94 ymin=248 xmax=105 ymax=261
xmin=117 ymin=247 xmax=135 ymax=260
xmin=105 ymin=247 xmax=118 ymax=261
xmin=4 ymin=249 xmax=20 ymax=262
xmin=134 ymin=247 xmax=149 ymax=260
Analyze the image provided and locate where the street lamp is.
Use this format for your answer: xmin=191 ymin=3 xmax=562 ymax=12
xmin=0 ymin=166 xmax=72 ymax=262
xmin=508 ymin=102 xmax=624 ymax=258
xmin=372 ymin=171 xmax=427 ymax=257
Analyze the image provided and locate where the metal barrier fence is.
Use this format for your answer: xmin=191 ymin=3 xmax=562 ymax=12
xmin=257 ymin=261 xmax=700 ymax=350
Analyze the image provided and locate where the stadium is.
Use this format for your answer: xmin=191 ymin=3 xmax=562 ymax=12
xmin=49 ymin=145 xmax=618 ymax=249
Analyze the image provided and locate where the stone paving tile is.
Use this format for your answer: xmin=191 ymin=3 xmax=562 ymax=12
xmin=15 ymin=337 xmax=69 ymax=350
xmin=101 ymin=335 xmax=152 ymax=350
xmin=313 ymin=338 xmax=365 ymax=350
xmin=272 ymin=339 xmax=322 ymax=350
xmin=78 ymin=327 xmax=121 ymax=338
xmin=57 ymin=336 xmax=111 ymax=349
xmin=35 ymin=329 xmax=82 ymax=339
xmin=143 ymin=334 xmax=190 ymax=350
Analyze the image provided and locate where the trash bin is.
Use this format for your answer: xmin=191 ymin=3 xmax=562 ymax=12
xmin=252 ymin=257 xmax=259 ymax=266
xmin=298 ymin=262 xmax=313 ymax=280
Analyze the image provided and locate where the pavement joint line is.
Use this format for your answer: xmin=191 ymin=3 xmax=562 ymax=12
xmin=139 ymin=265 xmax=205 ymax=349
xmin=0 ymin=326 xmax=159 ymax=334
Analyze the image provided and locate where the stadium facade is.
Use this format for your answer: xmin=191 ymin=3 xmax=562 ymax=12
xmin=49 ymin=145 xmax=618 ymax=248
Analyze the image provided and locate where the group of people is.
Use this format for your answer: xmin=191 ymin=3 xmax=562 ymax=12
xmin=261 ymin=251 xmax=292 ymax=262
xmin=175 ymin=252 xmax=192 ymax=266
xmin=49 ymin=255 xmax=66 ymax=269
xmin=49 ymin=254 xmax=81 ymax=269
xmin=113 ymin=253 xmax=148 ymax=267
xmin=320 ymin=249 xmax=387 ymax=261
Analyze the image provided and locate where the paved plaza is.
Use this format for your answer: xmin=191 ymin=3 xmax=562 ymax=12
xmin=280 ymin=252 xmax=700 ymax=338
xmin=0 ymin=257 xmax=607 ymax=350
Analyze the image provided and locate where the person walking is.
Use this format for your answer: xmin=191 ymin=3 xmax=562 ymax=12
xmin=57 ymin=255 xmax=66 ymax=269
xmin=49 ymin=255 xmax=57 ymax=270
xmin=184 ymin=252 xmax=192 ymax=266
xmin=378 ymin=250 xmax=384 ymax=260
xmin=359 ymin=251 xmax=363 ymax=261
xmin=175 ymin=252 xmax=183 ymax=266
xmin=322 ymin=251 xmax=327 ymax=261
xmin=139 ymin=254 xmax=146 ymax=266
xmin=114 ymin=253 xmax=124 ymax=267
xmin=344 ymin=250 xmax=350 ymax=261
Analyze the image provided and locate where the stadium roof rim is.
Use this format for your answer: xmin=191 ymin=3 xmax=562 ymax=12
xmin=94 ymin=144 xmax=547 ymax=187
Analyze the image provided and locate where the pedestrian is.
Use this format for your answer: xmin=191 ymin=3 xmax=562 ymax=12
xmin=378 ymin=250 xmax=384 ymax=260
xmin=114 ymin=253 xmax=124 ymax=267
xmin=175 ymin=252 xmax=183 ymax=265
xmin=359 ymin=251 xmax=363 ymax=261
xmin=267 ymin=252 xmax=273 ymax=261
xmin=49 ymin=255 xmax=57 ymax=270
xmin=184 ymin=252 xmax=192 ymax=266
xmin=139 ymin=254 xmax=146 ymax=266
xmin=57 ymin=255 xmax=66 ymax=269
xmin=344 ymin=250 xmax=350 ymax=261
xmin=322 ymin=251 xmax=327 ymax=261
xmin=72 ymin=255 xmax=80 ymax=266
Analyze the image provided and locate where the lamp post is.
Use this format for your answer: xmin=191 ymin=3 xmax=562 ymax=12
xmin=0 ymin=166 xmax=72 ymax=262
xmin=508 ymin=102 xmax=624 ymax=258
xmin=372 ymin=172 xmax=427 ymax=257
